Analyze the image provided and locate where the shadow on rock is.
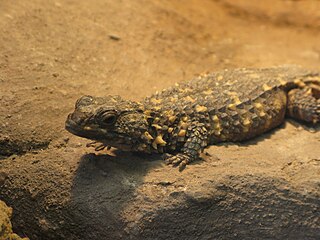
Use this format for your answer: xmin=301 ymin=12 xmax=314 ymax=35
xmin=67 ymin=151 xmax=162 ymax=239
xmin=134 ymin=175 xmax=320 ymax=240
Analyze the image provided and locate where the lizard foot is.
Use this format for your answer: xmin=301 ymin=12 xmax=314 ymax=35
xmin=163 ymin=153 xmax=193 ymax=172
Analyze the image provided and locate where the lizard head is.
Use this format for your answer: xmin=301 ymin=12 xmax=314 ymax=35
xmin=65 ymin=95 xmax=148 ymax=151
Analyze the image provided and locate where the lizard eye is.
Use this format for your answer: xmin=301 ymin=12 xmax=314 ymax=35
xmin=98 ymin=111 xmax=117 ymax=126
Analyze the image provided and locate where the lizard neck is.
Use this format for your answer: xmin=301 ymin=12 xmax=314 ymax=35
xmin=135 ymin=105 xmax=187 ymax=154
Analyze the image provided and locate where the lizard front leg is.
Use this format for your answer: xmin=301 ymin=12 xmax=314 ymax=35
xmin=164 ymin=123 xmax=209 ymax=171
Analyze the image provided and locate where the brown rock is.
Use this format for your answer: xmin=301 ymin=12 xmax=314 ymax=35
xmin=0 ymin=0 xmax=319 ymax=239
xmin=0 ymin=200 xmax=29 ymax=240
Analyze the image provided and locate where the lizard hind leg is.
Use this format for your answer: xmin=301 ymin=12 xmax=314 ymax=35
xmin=287 ymin=86 xmax=320 ymax=124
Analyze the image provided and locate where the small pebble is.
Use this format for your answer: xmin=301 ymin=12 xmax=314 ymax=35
xmin=109 ymin=34 xmax=121 ymax=41
xmin=308 ymin=127 xmax=316 ymax=133
xmin=158 ymin=181 xmax=172 ymax=186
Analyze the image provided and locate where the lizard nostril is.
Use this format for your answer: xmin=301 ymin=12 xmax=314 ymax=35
xmin=68 ymin=112 xmax=86 ymax=125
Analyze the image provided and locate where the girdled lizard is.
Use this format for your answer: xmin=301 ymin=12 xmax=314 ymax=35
xmin=65 ymin=67 xmax=320 ymax=171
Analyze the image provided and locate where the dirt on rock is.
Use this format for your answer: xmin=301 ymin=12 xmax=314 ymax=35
xmin=0 ymin=0 xmax=319 ymax=239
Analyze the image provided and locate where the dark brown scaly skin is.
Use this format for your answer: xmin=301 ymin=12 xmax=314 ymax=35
xmin=65 ymin=67 xmax=320 ymax=171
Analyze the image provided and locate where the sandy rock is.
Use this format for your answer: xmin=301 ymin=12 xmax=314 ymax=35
xmin=0 ymin=0 xmax=320 ymax=239
xmin=0 ymin=200 xmax=29 ymax=240
xmin=0 ymin=123 xmax=319 ymax=239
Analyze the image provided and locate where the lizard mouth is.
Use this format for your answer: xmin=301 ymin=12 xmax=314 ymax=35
xmin=65 ymin=113 xmax=134 ymax=150
xmin=65 ymin=114 xmax=106 ymax=140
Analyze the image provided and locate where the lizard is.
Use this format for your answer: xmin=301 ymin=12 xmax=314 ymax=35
xmin=65 ymin=66 xmax=320 ymax=171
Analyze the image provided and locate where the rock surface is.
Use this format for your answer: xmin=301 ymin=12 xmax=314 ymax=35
xmin=0 ymin=200 xmax=29 ymax=240
xmin=0 ymin=0 xmax=319 ymax=239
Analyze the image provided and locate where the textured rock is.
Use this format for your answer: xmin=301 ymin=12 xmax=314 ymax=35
xmin=0 ymin=200 xmax=29 ymax=240
xmin=0 ymin=122 xmax=319 ymax=239
xmin=0 ymin=0 xmax=320 ymax=239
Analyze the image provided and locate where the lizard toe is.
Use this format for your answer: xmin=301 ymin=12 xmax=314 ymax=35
xmin=171 ymin=157 xmax=183 ymax=167
xmin=165 ymin=153 xmax=192 ymax=171
xmin=178 ymin=160 xmax=188 ymax=172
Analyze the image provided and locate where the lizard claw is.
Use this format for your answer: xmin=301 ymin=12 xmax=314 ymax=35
xmin=94 ymin=144 xmax=106 ymax=151
xmin=86 ymin=141 xmax=110 ymax=151
xmin=86 ymin=141 xmax=98 ymax=148
xmin=163 ymin=153 xmax=174 ymax=164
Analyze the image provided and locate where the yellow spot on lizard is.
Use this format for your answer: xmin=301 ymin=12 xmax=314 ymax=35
xmin=203 ymin=89 xmax=213 ymax=95
xmin=233 ymin=96 xmax=242 ymax=105
xmin=228 ymin=103 xmax=236 ymax=110
xmin=254 ymin=103 xmax=263 ymax=110
xmin=213 ymin=122 xmax=222 ymax=136
xmin=152 ymin=135 xmax=167 ymax=149
xmin=168 ymin=116 xmax=177 ymax=123
xmin=277 ymin=78 xmax=287 ymax=86
xmin=195 ymin=105 xmax=208 ymax=112
xmin=144 ymin=131 xmax=154 ymax=140
xmin=182 ymin=116 xmax=188 ymax=122
xmin=153 ymin=106 xmax=161 ymax=111
xmin=179 ymin=122 xmax=189 ymax=129
xmin=217 ymin=75 xmax=223 ymax=81
xmin=227 ymin=91 xmax=237 ymax=96
xmin=152 ymin=124 xmax=162 ymax=130
xmin=178 ymin=129 xmax=186 ymax=137
xmin=262 ymin=84 xmax=272 ymax=91
xmin=170 ymin=97 xmax=178 ymax=103
xmin=242 ymin=118 xmax=251 ymax=126
xmin=212 ymin=115 xmax=219 ymax=122
xmin=184 ymin=96 xmax=196 ymax=103
xmin=150 ymin=98 xmax=162 ymax=104
xmin=259 ymin=111 xmax=266 ymax=117
xmin=294 ymin=79 xmax=306 ymax=88
xmin=144 ymin=110 xmax=152 ymax=116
